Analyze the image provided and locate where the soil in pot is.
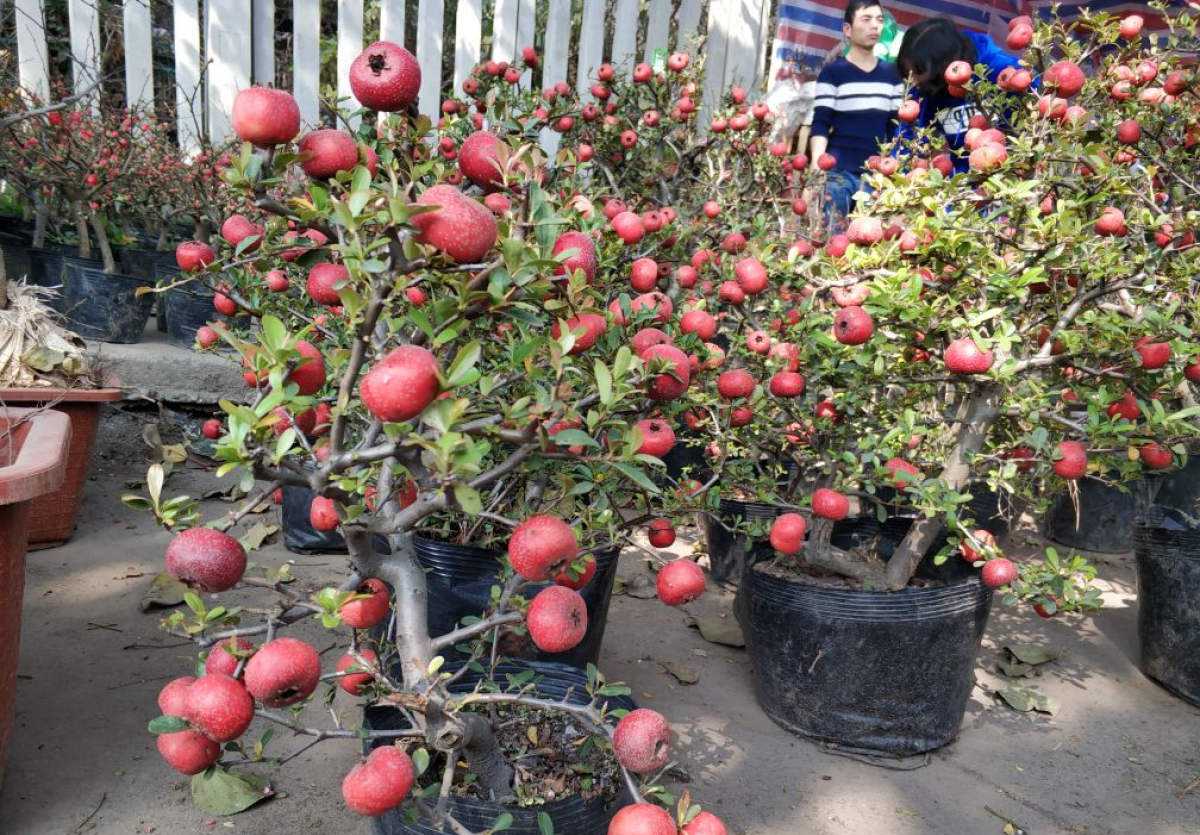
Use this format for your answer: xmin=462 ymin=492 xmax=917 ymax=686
xmin=1046 ymin=476 xmax=1135 ymax=553
xmin=1134 ymin=506 xmax=1200 ymax=707
xmin=61 ymin=259 xmax=154 ymax=343
xmin=363 ymin=660 xmax=633 ymax=835
xmin=414 ymin=535 xmax=619 ymax=669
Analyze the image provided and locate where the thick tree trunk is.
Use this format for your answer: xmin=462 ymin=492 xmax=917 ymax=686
xmin=32 ymin=199 xmax=48 ymax=249
xmin=75 ymin=204 xmax=91 ymax=259
xmin=89 ymin=211 xmax=116 ymax=273
xmin=802 ymin=517 xmax=889 ymax=587
xmin=884 ymin=385 xmax=1002 ymax=591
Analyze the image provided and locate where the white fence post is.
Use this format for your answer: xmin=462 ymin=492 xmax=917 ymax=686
xmin=644 ymin=0 xmax=671 ymax=63
xmin=454 ymin=0 xmax=483 ymax=94
xmin=676 ymin=0 xmax=703 ymax=50
xmin=538 ymin=0 xmax=571 ymax=155
xmin=337 ymin=0 xmax=365 ymax=127
xmin=575 ymin=0 xmax=604 ymax=96
xmin=252 ymin=0 xmax=276 ymax=85
xmin=610 ymin=0 xmax=640 ymax=71
xmin=379 ymin=0 xmax=405 ymax=46
xmin=415 ymin=0 xmax=445 ymax=120
xmin=492 ymin=0 xmax=519 ymax=64
xmin=516 ymin=0 xmax=535 ymax=88
xmin=123 ymin=0 xmax=154 ymax=111
xmin=67 ymin=0 xmax=100 ymax=108
xmin=207 ymin=0 xmax=254 ymax=143
xmin=13 ymin=0 xmax=50 ymax=103
xmin=174 ymin=0 xmax=203 ymax=153
xmin=293 ymin=0 xmax=321 ymax=128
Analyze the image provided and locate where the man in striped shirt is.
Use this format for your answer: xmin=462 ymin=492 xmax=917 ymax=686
xmin=805 ymin=0 xmax=904 ymax=229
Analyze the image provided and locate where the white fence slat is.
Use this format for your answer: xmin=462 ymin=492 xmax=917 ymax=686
xmin=293 ymin=0 xmax=321 ymax=128
xmin=337 ymin=0 xmax=364 ymax=127
xmin=516 ymin=0 xmax=535 ymax=88
xmin=173 ymin=0 xmax=202 ymax=153
xmin=699 ymin=0 xmax=732 ymax=125
xmin=415 ymin=0 xmax=444 ymax=120
xmin=67 ymin=0 xmax=100 ymax=105
xmin=756 ymin=0 xmax=772 ymax=84
xmin=207 ymin=0 xmax=254 ymax=143
xmin=14 ymin=0 xmax=50 ymax=102
xmin=453 ymin=0 xmax=482 ymax=94
xmin=610 ymin=0 xmax=639 ymax=70
xmin=492 ymin=0 xmax=518 ymax=62
xmin=538 ymin=0 xmax=570 ymax=156
xmin=643 ymin=0 xmax=671 ymax=63
xmin=379 ymin=0 xmax=405 ymax=46
xmin=722 ymin=0 xmax=760 ymax=93
xmin=675 ymin=0 xmax=703 ymax=51
xmin=252 ymin=0 xmax=275 ymax=84
xmin=575 ymin=0 xmax=604 ymax=96
xmin=123 ymin=0 xmax=154 ymax=110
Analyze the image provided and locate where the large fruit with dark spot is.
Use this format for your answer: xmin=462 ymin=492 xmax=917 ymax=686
xmin=244 ymin=637 xmax=322 ymax=707
xmin=508 ymin=515 xmax=577 ymax=581
xmin=165 ymin=528 xmax=247 ymax=593
xmin=411 ymin=184 xmax=498 ymax=263
xmin=342 ymin=745 xmax=415 ymax=816
xmin=349 ymin=41 xmax=420 ymax=111
xmin=526 ymin=585 xmax=588 ymax=652
xmin=612 ymin=708 xmax=671 ymax=773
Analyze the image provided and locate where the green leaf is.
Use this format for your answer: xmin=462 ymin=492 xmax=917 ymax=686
xmin=348 ymin=189 xmax=370 ymax=217
xmin=549 ymin=429 xmax=598 ymax=449
xmin=445 ymin=340 xmax=482 ymax=387
xmin=191 ymin=767 xmax=274 ymax=816
xmin=454 ymin=483 xmax=483 ymax=515
xmin=238 ymin=522 xmax=279 ymax=552
xmin=122 ymin=495 xmax=153 ymax=511
xmin=184 ymin=592 xmax=206 ymax=617
xmin=140 ymin=572 xmax=189 ymax=612
xmin=148 ymin=715 xmax=189 ymax=734
xmin=537 ymin=811 xmax=555 ymax=835
xmin=411 ymin=747 xmax=431 ymax=777
xmin=259 ymin=315 xmax=286 ymax=352
xmin=611 ymin=462 xmax=661 ymax=494
xmin=595 ymin=361 xmax=612 ymax=405
xmin=491 ymin=812 xmax=515 ymax=831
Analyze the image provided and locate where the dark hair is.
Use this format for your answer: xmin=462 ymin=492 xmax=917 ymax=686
xmin=897 ymin=17 xmax=977 ymax=96
xmin=843 ymin=0 xmax=883 ymax=26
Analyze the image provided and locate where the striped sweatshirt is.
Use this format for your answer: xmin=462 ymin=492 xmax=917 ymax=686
xmin=806 ymin=57 xmax=904 ymax=176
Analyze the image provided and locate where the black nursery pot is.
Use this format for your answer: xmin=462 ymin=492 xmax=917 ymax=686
xmin=744 ymin=564 xmax=992 ymax=755
xmin=61 ymin=258 xmax=154 ymax=343
xmin=364 ymin=661 xmax=633 ymax=835
xmin=1046 ymin=476 xmax=1136 ymax=553
xmin=702 ymin=499 xmax=789 ymax=584
xmin=413 ymin=535 xmax=619 ymax=669
xmin=164 ymin=284 xmax=222 ymax=347
xmin=24 ymin=246 xmax=85 ymax=311
xmin=1134 ymin=507 xmax=1200 ymax=707
xmin=280 ymin=484 xmax=390 ymax=554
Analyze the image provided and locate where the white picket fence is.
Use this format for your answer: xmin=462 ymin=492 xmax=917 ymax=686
xmin=10 ymin=0 xmax=781 ymax=156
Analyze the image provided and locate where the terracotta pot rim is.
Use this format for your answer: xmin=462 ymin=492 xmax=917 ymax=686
xmin=0 ymin=407 xmax=70 ymax=505
xmin=0 ymin=387 xmax=123 ymax=403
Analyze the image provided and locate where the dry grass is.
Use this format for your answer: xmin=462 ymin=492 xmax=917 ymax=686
xmin=0 ymin=280 xmax=99 ymax=389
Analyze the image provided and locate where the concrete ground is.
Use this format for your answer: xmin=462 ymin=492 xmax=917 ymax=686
xmin=1 ymin=404 xmax=1199 ymax=835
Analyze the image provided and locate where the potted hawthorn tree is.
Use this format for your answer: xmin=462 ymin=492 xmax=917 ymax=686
xmin=0 ymin=99 xmax=166 ymax=341
xmin=133 ymin=46 xmax=727 ymax=835
xmin=652 ymin=9 xmax=1200 ymax=755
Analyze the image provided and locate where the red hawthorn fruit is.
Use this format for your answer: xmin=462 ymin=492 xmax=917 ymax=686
xmin=718 ymin=280 xmax=745 ymax=305
xmin=884 ymin=457 xmax=920 ymax=488
xmin=359 ymin=345 xmax=441 ymax=423
xmin=814 ymin=399 xmax=840 ymax=422
xmin=770 ymin=513 xmax=807 ymax=555
xmin=349 ymin=41 xmax=420 ymax=111
xmin=1185 ymin=359 xmax=1200 ymax=383
xmin=641 ymin=343 xmax=691 ymax=401
xmin=551 ymin=312 xmax=607 ymax=354
xmin=630 ymin=258 xmax=660 ymax=292
xmin=310 ymin=496 xmax=339 ymax=531
xmin=285 ymin=340 xmax=326 ymax=396
xmin=1135 ymin=337 xmax=1171 ymax=370
xmin=817 ymin=152 xmax=837 ymax=171
xmin=833 ymin=305 xmax=873 ymax=345
xmin=656 ymin=559 xmax=705 ymax=605
xmin=175 ymin=240 xmax=215 ymax=272
xmin=342 ymin=745 xmax=415 ymax=816
xmin=960 ymin=529 xmax=996 ymax=563
xmin=648 ymin=518 xmax=676 ymax=548
xmin=157 ymin=730 xmax=221 ymax=775
xmin=459 ymin=130 xmax=504 ymax=189
xmin=717 ymin=368 xmax=755 ymax=400
xmin=981 ymin=557 xmax=1017 ymax=589
xmin=1117 ymin=119 xmax=1141 ymax=145
xmin=831 ymin=283 xmax=870 ymax=307
xmin=1006 ymin=23 xmax=1032 ymax=51
xmin=746 ymin=330 xmax=771 ymax=354
xmin=185 ymin=674 xmax=254 ymax=742
xmin=898 ymin=99 xmax=920 ymax=122
xmin=526 ymin=585 xmax=588 ymax=652
xmin=734 ymin=257 xmax=768 ymax=294
xmin=298 ymin=129 xmax=359 ymax=179
xmin=1045 ymin=60 xmax=1085 ymax=97
xmin=157 ymin=676 xmax=196 ymax=717
xmin=554 ymin=555 xmax=597 ymax=590
xmin=1006 ymin=446 xmax=1035 ymax=473
xmin=231 ymin=87 xmax=301 ymax=147
xmin=635 ymin=418 xmax=676 ymax=457
xmin=220 ymin=214 xmax=262 ymax=249
xmin=680 ymin=310 xmax=716 ymax=340
xmin=613 ymin=708 xmax=671 ymax=773
xmin=336 ymin=648 xmax=379 ymax=695
xmin=730 ymin=406 xmax=753 ymax=427
xmin=944 ymin=338 xmax=994 ymax=374
xmin=1107 ymin=390 xmax=1141 ymax=422
xmin=165 ymin=528 xmax=247 ymax=593
xmin=683 ymin=811 xmax=730 ymax=835
xmin=201 ymin=418 xmax=222 ymax=440
xmin=213 ymin=292 xmax=238 ymax=316
xmin=552 ymin=231 xmax=598 ymax=283
xmin=1053 ymin=440 xmax=1088 ymax=479
xmin=411 ymin=184 xmax=498 ymax=263
xmin=811 ymin=488 xmax=850 ymax=521
xmin=769 ymin=371 xmax=805 ymax=398
xmin=1140 ymin=442 xmax=1174 ymax=470
xmin=265 ymin=269 xmax=289 ymax=292
xmin=824 ymin=234 xmax=849 ymax=258
xmin=244 ymin=637 xmax=321 ymax=707
xmin=611 ymin=211 xmax=646 ymax=244
xmin=944 ymin=60 xmax=972 ymax=85
xmin=1095 ymin=207 xmax=1127 ymax=237
xmin=340 ymin=578 xmax=391 ymax=628
xmin=205 ymin=637 xmax=255 ymax=677
xmin=846 ymin=217 xmax=883 ymax=246
xmin=609 ymin=803 xmax=677 ymax=835
xmin=508 ymin=515 xmax=578 ymax=581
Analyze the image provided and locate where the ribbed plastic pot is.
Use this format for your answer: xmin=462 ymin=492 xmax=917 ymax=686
xmin=164 ymin=285 xmax=223 ymax=347
xmin=745 ymin=567 xmax=992 ymax=755
xmin=1135 ymin=508 xmax=1200 ymax=707
xmin=24 ymin=246 xmax=85 ymax=311
xmin=0 ymin=407 xmax=70 ymax=790
xmin=0 ymin=387 xmax=122 ymax=547
xmin=702 ymin=499 xmax=789 ymax=583
xmin=364 ymin=661 xmax=633 ymax=835
xmin=61 ymin=260 xmax=154 ymax=343
xmin=413 ymin=535 xmax=619 ymax=669
xmin=1046 ymin=477 xmax=1135 ymax=553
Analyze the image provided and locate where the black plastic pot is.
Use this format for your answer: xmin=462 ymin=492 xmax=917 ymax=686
xmin=24 ymin=246 xmax=83 ymax=311
xmin=702 ymin=499 xmax=790 ymax=584
xmin=117 ymin=246 xmax=159 ymax=281
xmin=414 ymin=535 xmax=619 ymax=669
xmin=280 ymin=484 xmax=390 ymax=554
xmin=151 ymin=254 xmax=182 ymax=333
xmin=364 ymin=661 xmax=633 ymax=835
xmin=61 ymin=259 xmax=154 ymax=342
xmin=1134 ymin=507 xmax=1200 ymax=707
xmin=1046 ymin=477 xmax=1136 ymax=553
xmin=745 ymin=567 xmax=992 ymax=755
xmin=1153 ymin=455 xmax=1200 ymax=516
xmin=164 ymin=284 xmax=222 ymax=347
xmin=661 ymin=434 xmax=707 ymax=481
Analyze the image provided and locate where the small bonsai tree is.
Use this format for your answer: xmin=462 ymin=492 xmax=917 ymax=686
xmin=130 ymin=45 xmax=731 ymax=833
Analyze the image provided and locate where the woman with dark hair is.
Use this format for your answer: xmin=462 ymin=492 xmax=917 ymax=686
xmin=895 ymin=17 xmax=1021 ymax=172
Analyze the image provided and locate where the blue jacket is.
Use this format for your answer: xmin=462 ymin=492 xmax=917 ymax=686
xmin=897 ymin=33 xmax=1022 ymax=172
